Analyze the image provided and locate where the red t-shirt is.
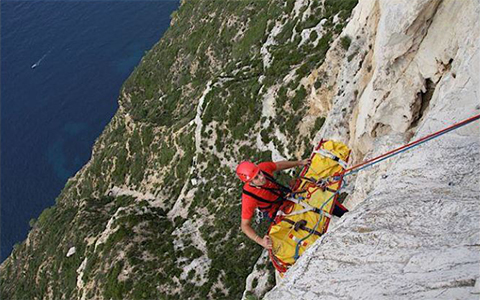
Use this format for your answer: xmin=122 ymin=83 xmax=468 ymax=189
xmin=241 ymin=162 xmax=283 ymax=219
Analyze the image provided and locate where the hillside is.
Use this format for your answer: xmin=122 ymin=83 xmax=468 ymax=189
xmin=0 ymin=0 xmax=358 ymax=299
xmin=2 ymin=0 xmax=478 ymax=299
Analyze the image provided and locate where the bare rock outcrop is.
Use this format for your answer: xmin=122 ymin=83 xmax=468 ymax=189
xmin=265 ymin=0 xmax=480 ymax=299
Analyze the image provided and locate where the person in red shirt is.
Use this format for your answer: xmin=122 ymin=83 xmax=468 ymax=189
xmin=236 ymin=160 xmax=309 ymax=249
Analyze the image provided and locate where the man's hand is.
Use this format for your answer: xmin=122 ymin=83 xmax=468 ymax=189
xmin=242 ymin=218 xmax=273 ymax=249
xmin=259 ymin=235 xmax=272 ymax=250
xmin=298 ymin=159 xmax=311 ymax=166
xmin=276 ymin=159 xmax=311 ymax=171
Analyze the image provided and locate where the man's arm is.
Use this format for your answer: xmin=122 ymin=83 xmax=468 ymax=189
xmin=241 ymin=218 xmax=272 ymax=249
xmin=275 ymin=159 xmax=310 ymax=171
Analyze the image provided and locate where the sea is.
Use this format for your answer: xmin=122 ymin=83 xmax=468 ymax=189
xmin=0 ymin=0 xmax=180 ymax=262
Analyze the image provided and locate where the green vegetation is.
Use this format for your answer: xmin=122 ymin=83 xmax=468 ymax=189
xmin=324 ymin=0 xmax=358 ymax=20
xmin=340 ymin=35 xmax=352 ymax=51
xmin=347 ymin=49 xmax=359 ymax=62
xmin=313 ymin=117 xmax=326 ymax=134
xmin=0 ymin=0 xmax=359 ymax=299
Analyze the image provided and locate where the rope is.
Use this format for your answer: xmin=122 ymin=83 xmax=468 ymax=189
xmin=293 ymin=178 xmax=346 ymax=261
xmin=285 ymin=114 xmax=480 ymax=265
xmin=292 ymin=113 xmax=480 ymax=260
xmin=342 ymin=114 xmax=480 ymax=177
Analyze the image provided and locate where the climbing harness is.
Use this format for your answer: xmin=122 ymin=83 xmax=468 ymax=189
xmin=242 ymin=189 xmax=283 ymax=212
xmin=243 ymin=171 xmax=293 ymax=222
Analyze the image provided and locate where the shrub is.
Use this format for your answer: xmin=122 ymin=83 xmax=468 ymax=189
xmin=347 ymin=50 xmax=358 ymax=62
xmin=314 ymin=78 xmax=323 ymax=89
xmin=291 ymin=86 xmax=307 ymax=111
xmin=340 ymin=35 xmax=352 ymax=51
xmin=313 ymin=117 xmax=326 ymax=133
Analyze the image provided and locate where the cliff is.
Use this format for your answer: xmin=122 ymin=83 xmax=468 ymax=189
xmin=264 ymin=0 xmax=480 ymax=299
xmin=1 ymin=0 xmax=478 ymax=299
xmin=0 ymin=1 xmax=357 ymax=299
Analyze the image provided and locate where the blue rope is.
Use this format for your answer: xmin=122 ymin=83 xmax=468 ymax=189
xmin=293 ymin=178 xmax=346 ymax=261
xmin=344 ymin=120 xmax=472 ymax=177
xmin=290 ymin=114 xmax=480 ymax=262
xmin=292 ymin=124 xmax=442 ymax=260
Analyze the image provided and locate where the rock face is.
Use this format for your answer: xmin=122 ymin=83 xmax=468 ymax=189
xmin=1 ymin=0 xmax=477 ymax=299
xmin=264 ymin=0 xmax=480 ymax=299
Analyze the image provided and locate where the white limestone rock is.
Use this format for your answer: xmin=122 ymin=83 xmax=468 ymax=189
xmin=264 ymin=0 xmax=480 ymax=299
xmin=241 ymin=250 xmax=271 ymax=300
xmin=346 ymin=133 xmax=408 ymax=210
xmin=66 ymin=246 xmax=76 ymax=257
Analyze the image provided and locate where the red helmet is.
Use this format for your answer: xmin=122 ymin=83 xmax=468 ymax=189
xmin=236 ymin=161 xmax=260 ymax=182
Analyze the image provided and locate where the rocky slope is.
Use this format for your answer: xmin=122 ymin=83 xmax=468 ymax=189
xmin=2 ymin=0 xmax=477 ymax=299
xmin=264 ymin=0 xmax=480 ymax=299
xmin=0 ymin=0 xmax=358 ymax=299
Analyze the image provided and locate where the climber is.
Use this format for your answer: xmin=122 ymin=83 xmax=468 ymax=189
xmin=236 ymin=159 xmax=350 ymax=249
xmin=236 ymin=160 xmax=309 ymax=249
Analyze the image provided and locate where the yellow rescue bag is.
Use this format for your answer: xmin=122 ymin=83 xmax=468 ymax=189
xmin=268 ymin=139 xmax=351 ymax=274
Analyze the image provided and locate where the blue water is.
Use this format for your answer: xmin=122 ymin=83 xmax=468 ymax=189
xmin=1 ymin=0 xmax=179 ymax=262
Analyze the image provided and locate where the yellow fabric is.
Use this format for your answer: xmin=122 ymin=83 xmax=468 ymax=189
xmin=269 ymin=140 xmax=350 ymax=269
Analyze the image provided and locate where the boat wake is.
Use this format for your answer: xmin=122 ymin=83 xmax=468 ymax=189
xmin=31 ymin=49 xmax=52 ymax=69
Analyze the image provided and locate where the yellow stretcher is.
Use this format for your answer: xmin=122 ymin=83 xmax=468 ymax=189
xmin=268 ymin=139 xmax=351 ymax=274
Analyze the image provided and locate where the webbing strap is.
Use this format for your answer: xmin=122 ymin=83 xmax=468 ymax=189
xmin=300 ymin=177 xmax=338 ymax=193
xmin=260 ymin=186 xmax=283 ymax=197
xmin=314 ymin=149 xmax=348 ymax=169
xmin=242 ymin=189 xmax=283 ymax=210
xmin=277 ymin=208 xmax=312 ymax=217
xmin=262 ymin=172 xmax=292 ymax=194
xmin=242 ymin=171 xmax=290 ymax=212
xmin=281 ymin=219 xmax=322 ymax=236
xmin=282 ymin=218 xmax=295 ymax=226
xmin=281 ymin=206 xmax=332 ymax=219
xmin=284 ymin=196 xmax=332 ymax=218
xmin=300 ymin=225 xmax=322 ymax=237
